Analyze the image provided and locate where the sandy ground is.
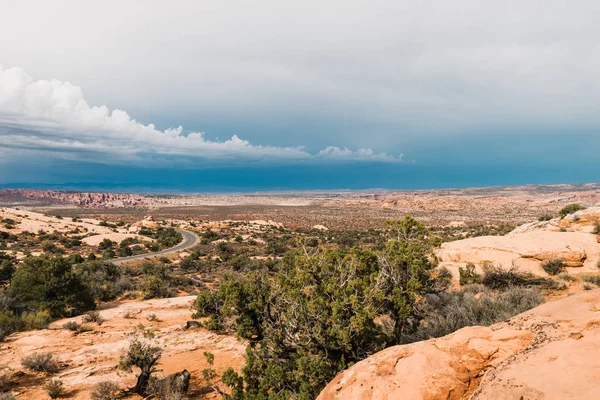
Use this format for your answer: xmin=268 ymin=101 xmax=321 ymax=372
xmin=0 ymin=207 xmax=112 ymax=235
xmin=81 ymin=233 xmax=152 ymax=247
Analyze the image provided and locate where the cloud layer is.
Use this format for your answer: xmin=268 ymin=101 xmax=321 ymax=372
xmin=1 ymin=0 xmax=599 ymax=185
xmin=3 ymin=0 xmax=600 ymax=152
xmin=0 ymin=66 xmax=402 ymax=165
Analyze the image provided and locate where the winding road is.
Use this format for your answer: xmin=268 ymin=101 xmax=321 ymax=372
xmin=112 ymin=228 xmax=199 ymax=265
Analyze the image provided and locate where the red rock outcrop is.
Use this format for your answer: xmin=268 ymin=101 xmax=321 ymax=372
xmin=0 ymin=189 xmax=148 ymax=208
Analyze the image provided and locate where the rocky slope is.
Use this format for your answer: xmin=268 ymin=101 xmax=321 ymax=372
xmin=437 ymin=207 xmax=600 ymax=280
xmin=318 ymin=290 xmax=600 ymax=400
xmin=0 ymin=297 xmax=246 ymax=399
xmin=0 ymin=207 xmax=114 ymax=235
xmin=511 ymin=206 xmax=600 ymax=234
xmin=0 ymin=189 xmax=148 ymax=208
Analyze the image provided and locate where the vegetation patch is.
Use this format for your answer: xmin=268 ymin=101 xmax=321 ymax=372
xmin=402 ymin=285 xmax=544 ymax=343
xmin=459 ymin=263 xmax=481 ymax=285
xmin=480 ymin=263 xmax=560 ymax=290
xmin=558 ymin=204 xmax=586 ymax=219
xmin=8 ymin=256 xmax=95 ymax=317
xmin=44 ymin=379 xmax=64 ymax=399
xmin=91 ymin=381 xmax=121 ymax=400
xmin=21 ymin=352 xmax=59 ymax=374
xmin=541 ymin=258 xmax=566 ymax=275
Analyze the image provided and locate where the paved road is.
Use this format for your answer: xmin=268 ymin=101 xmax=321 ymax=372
xmin=112 ymin=228 xmax=199 ymax=265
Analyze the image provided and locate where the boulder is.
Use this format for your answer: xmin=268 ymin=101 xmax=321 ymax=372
xmin=318 ymin=326 xmax=532 ymax=400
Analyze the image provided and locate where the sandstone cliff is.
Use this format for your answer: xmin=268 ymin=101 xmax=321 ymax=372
xmin=0 ymin=189 xmax=148 ymax=208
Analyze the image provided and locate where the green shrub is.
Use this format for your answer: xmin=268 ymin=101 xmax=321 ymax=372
xmin=558 ymin=204 xmax=586 ymax=219
xmin=216 ymin=242 xmax=235 ymax=262
xmin=66 ymin=253 xmax=84 ymax=264
xmin=20 ymin=310 xmax=52 ymax=330
xmin=117 ymin=245 xmax=133 ymax=257
xmin=9 ymin=256 xmax=95 ymax=317
xmin=202 ymin=230 xmax=220 ymax=241
xmin=434 ymin=267 xmax=453 ymax=291
xmin=538 ymin=214 xmax=553 ymax=222
xmin=195 ymin=216 xmax=443 ymax=399
xmin=120 ymin=237 xmax=136 ymax=246
xmin=102 ymin=249 xmax=115 ymax=259
xmin=0 ymin=259 xmax=15 ymax=281
xmin=145 ymin=241 xmax=160 ymax=252
xmin=155 ymin=228 xmax=182 ymax=248
xmin=0 ymin=310 xmax=51 ymax=341
xmin=21 ymin=352 xmax=59 ymax=373
xmin=42 ymin=242 xmax=62 ymax=254
xmin=140 ymin=262 xmax=175 ymax=299
xmin=142 ymin=275 xmax=174 ymax=299
xmin=458 ymin=263 xmax=481 ymax=285
xmin=118 ymin=335 xmax=163 ymax=395
xmin=541 ymin=258 xmax=566 ymax=275
xmin=593 ymin=221 xmax=600 ymax=235
xmin=74 ymin=261 xmax=129 ymax=302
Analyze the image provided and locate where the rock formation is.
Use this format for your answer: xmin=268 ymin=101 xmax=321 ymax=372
xmin=0 ymin=189 xmax=148 ymax=208
xmin=437 ymin=220 xmax=600 ymax=279
xmin=318 ymin=291 xmax=600 ymax=400
xmin=0 ymin=296 xmax=246 ymax=399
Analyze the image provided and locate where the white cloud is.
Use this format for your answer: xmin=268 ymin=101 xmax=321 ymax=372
xmin=317 ymin=146 xmax=402 ymax=162
xmin=0 ymin=66 xmax=402 ymax=165
xmin=2 ymin=0 xmax=600 ymax=151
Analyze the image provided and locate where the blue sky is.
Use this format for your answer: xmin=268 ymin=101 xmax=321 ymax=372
xmin=1 ymin=0 xmax=599 ymax=191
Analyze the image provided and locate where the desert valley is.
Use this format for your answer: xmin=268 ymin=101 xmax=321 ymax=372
xmin=0 ymin=185 xmax=599 ymax=399
xmin=4 ymin=1 xmax=600 ymax=398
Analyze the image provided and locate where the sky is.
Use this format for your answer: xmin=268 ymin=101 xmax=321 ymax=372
xmin=1 ymin=0 xmax=599 ymax=192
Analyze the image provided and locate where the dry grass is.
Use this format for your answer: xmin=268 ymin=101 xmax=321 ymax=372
xmin=21 ymin=352 xmax=59 ymax=374
xmin=90 ymin=381 xmax=121 ymax=400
